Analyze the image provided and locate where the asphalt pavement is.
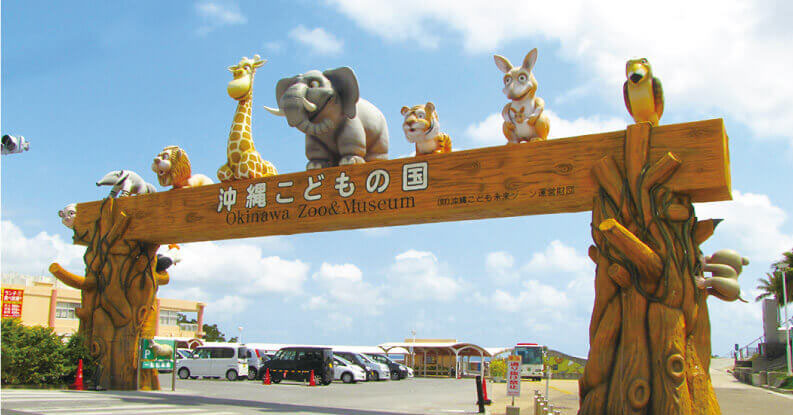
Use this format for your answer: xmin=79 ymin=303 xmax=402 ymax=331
xmin=1 ymin=376 xmax=483 ymax=415
xmin=2 ymin=361 xmax=791 ymax=415
xmin=487 ymin=358 xmax=793 ymax=415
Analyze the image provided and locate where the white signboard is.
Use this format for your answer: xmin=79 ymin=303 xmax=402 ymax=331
xmin=507 ymin=355 xmax=521 ymax=397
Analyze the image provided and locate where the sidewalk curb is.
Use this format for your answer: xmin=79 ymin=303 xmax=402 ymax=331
xmin=761 ymin=385 xmax=793 ymax=395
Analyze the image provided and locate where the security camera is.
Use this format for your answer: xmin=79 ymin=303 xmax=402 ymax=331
xmin=1 ymin=135 xmax=30 ymax=155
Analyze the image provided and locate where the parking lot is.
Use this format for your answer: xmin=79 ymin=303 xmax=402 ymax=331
xmin=158 ymin=373 xmax=482 ymax=414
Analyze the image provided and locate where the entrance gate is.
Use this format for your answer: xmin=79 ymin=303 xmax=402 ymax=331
xmin=51 ymin=119 xmax=731 ymax=414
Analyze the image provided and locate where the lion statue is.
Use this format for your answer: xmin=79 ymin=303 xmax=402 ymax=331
xmin=151 ymin=145 xmax=214 ymax=189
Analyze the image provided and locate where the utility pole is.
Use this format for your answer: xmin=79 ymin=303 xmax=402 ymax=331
xmin=411 ymin=329 xmax=416 ymax=368
xmin=783 ymin=272 xmax=792 ymax=376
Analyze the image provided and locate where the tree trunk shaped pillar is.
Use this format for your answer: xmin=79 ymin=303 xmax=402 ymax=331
xmin=49 ymin=198 xmax=169 ymax=390
xmin=579 ymin=123 xmax=720 ymax=414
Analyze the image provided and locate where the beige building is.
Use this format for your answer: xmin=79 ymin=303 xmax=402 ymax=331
xmin=1 ymin=274 xmax=205 ymax=338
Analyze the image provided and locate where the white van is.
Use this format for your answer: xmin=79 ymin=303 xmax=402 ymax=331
xmin=176 ymin=343 xmax=248 ymax=381
xmin=333 ymin=355 xmax=367 ymax=383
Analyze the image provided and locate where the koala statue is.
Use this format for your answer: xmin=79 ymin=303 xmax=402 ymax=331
xmin=58 ymin=203 xmax=77 ymax=229
xmin=696 ymin=249 xmax=750 ymax=302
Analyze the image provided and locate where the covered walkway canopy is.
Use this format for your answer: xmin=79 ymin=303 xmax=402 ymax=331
xmin=378 ymin=340 xmax=497 ymax=378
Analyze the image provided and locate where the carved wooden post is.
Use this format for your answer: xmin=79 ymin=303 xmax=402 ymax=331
xmin=57 ymin=119 xmax=730 ymax=393
xmin=50 ymin=198 xmax=168 ymax=390
xmin=579 ymin=123 xmax=721 ymax=414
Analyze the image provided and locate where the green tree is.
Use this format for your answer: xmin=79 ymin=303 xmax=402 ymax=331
xmin=176 ymin=313 xmax=238 ymax=342
xmin=756 ymin=248 xmax=793 ymax=305
xmin=1 ymin=318 xmax=67 ymax=385
xmin=489 ymin=358 xmax=506 ymax=378
xmin=61 ymin=333 xmax=96 ymax=385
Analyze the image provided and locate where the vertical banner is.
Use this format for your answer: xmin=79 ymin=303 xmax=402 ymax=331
xmin=507 ymin=355 xmax=521 ymax=397
xmin=2 ymin=288 xmax=24 ymax=318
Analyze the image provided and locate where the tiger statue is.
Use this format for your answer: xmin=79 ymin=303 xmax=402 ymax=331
xmin=151 ymin=145 xmax=214 ymax=189
xmin=401 ymin=102 xmax=452 ymax=155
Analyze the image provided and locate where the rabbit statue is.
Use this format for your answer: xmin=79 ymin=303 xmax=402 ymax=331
xmin=494 ymin=48 xmax=550 ymax=144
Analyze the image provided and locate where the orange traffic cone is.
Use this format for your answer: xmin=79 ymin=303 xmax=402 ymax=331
xmin=482 ymin=377 xmax=491 ymax=405
xmin=309 ymin=370 xmax=316 ymax=386
xmin=263 ymin=368 xmax=271 ymax=385
xmin=71 ymin=359 xmax=85 ymax=391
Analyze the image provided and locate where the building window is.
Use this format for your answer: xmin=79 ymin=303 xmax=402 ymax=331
xmin=160 ymin=309 xmax=178 ymax=326
xmin=178 ymin=323 xmax=198 ymax=332
xmin=55 ymin=302 xmax=79 ymax=320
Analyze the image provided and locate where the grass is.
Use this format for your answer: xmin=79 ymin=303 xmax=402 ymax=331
xmin=778 ymin=376 xmax=793 ymax=390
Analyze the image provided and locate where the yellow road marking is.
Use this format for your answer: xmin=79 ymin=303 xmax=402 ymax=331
xmin=550 ymin=385 xmax=574 ymax=395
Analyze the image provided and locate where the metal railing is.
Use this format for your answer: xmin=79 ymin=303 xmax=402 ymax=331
xmin=734 ymin=335 xmax=764 ymax=360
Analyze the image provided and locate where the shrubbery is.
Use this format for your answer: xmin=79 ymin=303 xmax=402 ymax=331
xmin=1 ymin=318 xmax=94 ymax=386
xmin=489 ymin=358 xmax=506 ymax=378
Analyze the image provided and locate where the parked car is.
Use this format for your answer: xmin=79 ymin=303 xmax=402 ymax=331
xmin=176 ymin=348 xmax=194 ymax=360
xmin=176 ymin=344 xmax=248 ymax=381
xmin=247 ymin=348 xmax=273 ymax=380
xmin=365 ymin=353 xmax=410 ymax=380
xmin=333 ymin=355 xmax=366 ymax=383
xmin=158 ymin=347 xmax=193 ymax=373
xmin=334 ymin=351 xmax=389 ymax=381
xmin=261 ymin=347 xmax=334 ymax=385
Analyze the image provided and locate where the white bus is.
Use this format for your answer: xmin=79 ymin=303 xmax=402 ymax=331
xmin=513 ymin=342 xmax=545 ymax=380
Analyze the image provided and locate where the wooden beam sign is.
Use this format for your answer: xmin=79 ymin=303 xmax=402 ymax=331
xmin=73 ymin=119 xmax=730 ymax=245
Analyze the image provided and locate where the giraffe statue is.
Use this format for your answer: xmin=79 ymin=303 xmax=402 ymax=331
xmin=218 ymin=54 xmax=277 ymax=182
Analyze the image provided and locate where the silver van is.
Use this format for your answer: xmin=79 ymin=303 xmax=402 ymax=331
xmin=176 ymin=343 xmax=248 ymax=381
xmin=334 ymin=351 xmax=390 ymax=381
xmin=247 ymin=348 xmax=273 ymax=380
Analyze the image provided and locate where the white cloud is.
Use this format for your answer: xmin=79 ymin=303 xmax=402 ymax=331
xmin=313 ymin=263 xmax=362 ymax=282
xmin=395 ymin=249 xmax=436 ymax=261
xmin=465 ymin=113 xmax=502 ymax=146
xmin=485 ymin=251 xmax=518 ymax=284
xmin=490 ymin=281 xmax=571 ymax=312
xmin=330 ymin=0 xmax=793 ymax=144
xmin=477 ymin=240 xmax=594 ymax=338
xmin=305 ymin=296 xmax=329 ymax=310
xmin=309 ymin=262 xmax=384 ymax=311
xmin=486 ymin=251 xmax=514 ymax=270
xmin=1 ymin=220 xmax=85 ymax=276
xmin=195 ymin=1 xmax=246 ymax=35
xmin=388 ymin=250 xmax=461 ymax=301
xmin=357 ymin=227 xmax=392 ymax=237
xmin=694 ymin=190 xmax=792 ymax=354
xmin=207 ymin=295 xmax=251 ymax=322
xmin=470 ymin=240 xmax=595 ymax=348
xmin=327 ymin=312 xmax=353 ymax=329
xmin=263 ymin=41 xmax=283 ymax=53
xmin=167 ymin=241 xmax=309 ymax=295
xmin=289 ymin=25 xmax=344 ymax=56
xmin=696 ymin=190 xmax=793 ymax=262
xmin=522 ymin=239 xmax=592 ymax=276
xmin=464 ymin=110 xmax=626 ymax=146
xmin=545 ymin=111 xmax=625 ymax=139
xmin=159 ymin=286 xmax=208 ymax=302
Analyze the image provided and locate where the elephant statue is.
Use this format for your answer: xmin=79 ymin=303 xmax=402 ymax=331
xmin=264 ymin=67 xmax=389 ymax=170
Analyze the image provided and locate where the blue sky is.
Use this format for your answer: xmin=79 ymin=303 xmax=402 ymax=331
xmin=2 ymin=0 xmax=792 ymax=357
